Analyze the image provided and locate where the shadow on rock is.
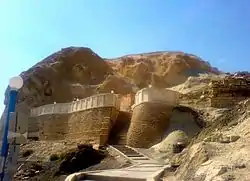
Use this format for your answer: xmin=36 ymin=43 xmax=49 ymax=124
xmin=55 ymin=144 xmax=106 ymax=175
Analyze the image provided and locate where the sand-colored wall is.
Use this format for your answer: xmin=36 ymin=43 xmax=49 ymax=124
xmin=66 ymin=107 xmax=118 ymax=145
xmin=127 ymin=87 xmax=179 ymax=148
xmin=28 ymin=93 xmax=120 ymax=141
xmin=208 ymin=77 xmax=250 ymax=108
xmin=27 ymin=117 xmax=39 ymax=138
xmin=37 ymin=114 xmax=69 ymax=140
xmin=127 ymin=102 xmax=174 ymax=148
xmin=133 ymin=87 xmax=179 ymax=108
xmin=36 ymin=107 xmax=118 ymax=145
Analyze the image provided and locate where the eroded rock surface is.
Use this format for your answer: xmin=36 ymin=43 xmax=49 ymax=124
xmin=3 ymin=48 xmax=220 ymax=113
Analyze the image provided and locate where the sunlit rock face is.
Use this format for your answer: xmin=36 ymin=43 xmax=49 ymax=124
xmin=3 ymin=48 xmax=220 ymax=113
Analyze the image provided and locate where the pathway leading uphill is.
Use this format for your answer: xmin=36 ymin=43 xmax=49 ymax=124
xmin=65 ymin=145 xmax=169 ymax=181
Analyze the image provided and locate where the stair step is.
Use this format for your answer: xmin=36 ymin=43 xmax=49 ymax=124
xmin=137 ymin=165 xmax=163 ymax=168
xmin=126 ymin=154 xmax=144 ymax=157
xmin=129 ymin=157 xmax=150 ymax=160
xmin=118 ymin=135 xmax=127 ymax=138
xmin=112 ymin=145 xmax=145 ymax=156
xmin=117 ymin=136 xmax=127 ymax=139
xmin=126 ymin=167 xmax=160 ymax=172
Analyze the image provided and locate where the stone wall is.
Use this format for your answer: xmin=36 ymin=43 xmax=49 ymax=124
xmin=37 ymin=114 xmax=69 ymax=140
xmin=209 ymin=77 xmax=250 ymax=108
xmin=28 ymin=93 xmax=120 ymax=144
xmin=127 ymin=102 xmax=174 ymax=148
xmin=66 ymin=107 xmax=118 ymax=145
xmin=36 ymin=107 xmax=118 ymax=145
xmin=133 ymin=87 xmax=179 ymax=108
xmin=27 ymin=117 xmax=39 ymax=139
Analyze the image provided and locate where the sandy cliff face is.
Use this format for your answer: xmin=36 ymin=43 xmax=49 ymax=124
xmin=3 ymin=47 xmax=220 ymax=113
xmin=15 ymin=47 xmax=113 ymax=108
xmin=107 ymin=52 xmax=220 ymax=88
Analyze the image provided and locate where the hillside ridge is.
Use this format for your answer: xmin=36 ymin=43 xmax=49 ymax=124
xmin=3 ymin=47 xmax=221 ymax=111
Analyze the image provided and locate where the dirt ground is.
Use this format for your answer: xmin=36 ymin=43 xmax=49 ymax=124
xmin=14 ymin=144 xmax=130 ymax=181
xmin=14 ymin=155 xmax=129 ymax=181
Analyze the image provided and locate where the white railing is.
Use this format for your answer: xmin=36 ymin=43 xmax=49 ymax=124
xmin=132 ymin=87 xmax=179 ymax=109
xmin=30 ymin=93 xmax=120 ymax=117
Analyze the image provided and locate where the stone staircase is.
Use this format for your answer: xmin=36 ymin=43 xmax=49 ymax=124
xmin=116 ymin=134 xmax=127 ymax=145
xmin=112 ymin=145 xmax=163 ymax=165
xmin=112 ymin=145 xmax=152 ymax=162
xmin=65 ymin=145 xmax=168 ymax=181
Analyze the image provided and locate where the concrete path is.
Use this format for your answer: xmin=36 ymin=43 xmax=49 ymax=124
xmin=65 ymin=145 xmax=169 ymax=181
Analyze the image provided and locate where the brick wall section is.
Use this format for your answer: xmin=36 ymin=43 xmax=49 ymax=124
xmin=67 ymin=107 xmax=118 ymax=145
xmin=36 ymin=107 xmax=118 ymax=145
xmin=28 ymin=117 xmax=39 ymax=133
xmin=127 ymin=102 xmax=173 ymax=148
xmin=209 ymin=96 xmax=247 ymax=108
xmin=208 ymin=77 xmax=250 ymax=108
xmin=37 ymin=114 xmax=69 ymax=140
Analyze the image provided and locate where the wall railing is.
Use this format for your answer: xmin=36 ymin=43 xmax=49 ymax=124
xmin=30 ymin=93 xmax=120 ymax=117
xmin=132 ymin=87 xmax=179 ymax=109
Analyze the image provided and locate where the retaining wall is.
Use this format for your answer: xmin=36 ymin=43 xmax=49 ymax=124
xmin=28 ymin=93 xmax=120 ymax=145
xmin=36 ymin=107 xmax=118 ymax=145
xmin=66 ymin=107 xmax=118 ymax=145
xmin=127 ymin=102 xmax=173 ymax=148
xmin=127 ymin=87 xmax=179 ymax=148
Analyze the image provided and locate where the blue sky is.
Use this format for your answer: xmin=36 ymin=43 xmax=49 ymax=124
xmin=0 ymin=0 xmax=250 ymax=113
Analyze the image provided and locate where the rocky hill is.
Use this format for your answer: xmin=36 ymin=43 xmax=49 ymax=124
xmin=6 ymin=47 xmax=248 ymax=181
xmin=3 ymin=47 xmax=221 ymax=113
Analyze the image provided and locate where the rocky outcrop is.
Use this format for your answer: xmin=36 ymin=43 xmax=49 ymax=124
xmin=6 ymin=47 xmax=115 ymax=115
xmin=108 ymin=52 xmax=220 ymax=89
xmin=165 ymin=106 xmax=204 ymax=137
xmin=151 ymin=130 xmax=189 ymax=154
